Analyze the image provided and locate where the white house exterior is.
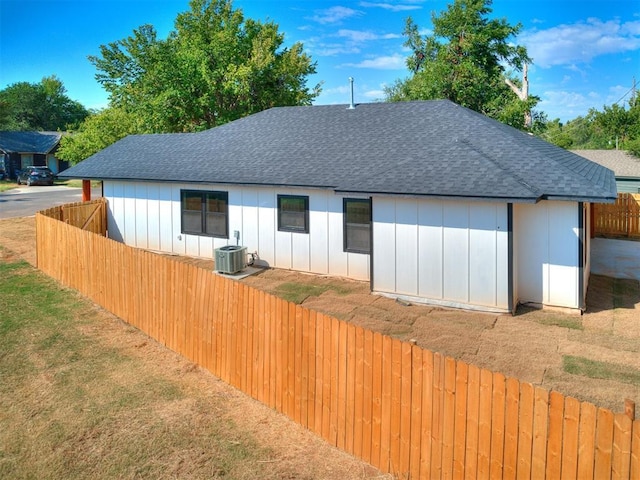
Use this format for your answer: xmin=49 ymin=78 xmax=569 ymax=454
xmin=103 ymin=181 xmax=592 ymax=313
xmin=63 ymin=101 xmax=616 ymax=313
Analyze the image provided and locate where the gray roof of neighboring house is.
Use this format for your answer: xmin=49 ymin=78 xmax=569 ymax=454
xmin=571 ymin=149 xmax=640 ymax=179
xmin=60 ymin=100 xmax=617 ymax=203
xmin=0 ymin=131 xmax=62 ymax=154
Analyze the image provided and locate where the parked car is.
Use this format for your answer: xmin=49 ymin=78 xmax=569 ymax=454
xmin=17 ymin=166 xmax=55 ymax=186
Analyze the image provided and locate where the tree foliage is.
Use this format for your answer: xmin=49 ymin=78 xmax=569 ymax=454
xmin=540 ymin=95 xmax=640 ymax=155
xmin=0 ymin=76 xmax=89 ymax=131
xmin=57 ymin=108 xmax=144 ymax=164
xmin=89 ymin=0 xmax=320 ymax=133
xmin=385 ymin=0 xmax=537 ymax=130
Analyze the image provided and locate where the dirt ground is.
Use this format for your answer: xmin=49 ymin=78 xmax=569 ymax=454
xmin=1 ymin=215 xmax=639 ymax=415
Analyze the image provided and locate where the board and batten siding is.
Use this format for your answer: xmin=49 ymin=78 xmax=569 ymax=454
xmin=372 ymin=197 xmax=511 ymax=312
xmin=514 ymin=200 xmax=584 ymax=309
xmin=103 ymin=180 xmax=370 ymax=281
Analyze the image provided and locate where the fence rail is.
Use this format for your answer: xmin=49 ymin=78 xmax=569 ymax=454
xmin=36 ymin=205 xmax=640 ymax=478
xmin=594 ymin=193 xmax=640 ymax=238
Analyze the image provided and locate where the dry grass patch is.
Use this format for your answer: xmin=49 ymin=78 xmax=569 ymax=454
xmin=0 ymin=254 xmax=381 ymax=479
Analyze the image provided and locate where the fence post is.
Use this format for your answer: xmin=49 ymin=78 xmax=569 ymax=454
xmin=625 ymin=399 xmax=636 ymax=421
xmin=82 ymin=179 xmax=91 ymax=202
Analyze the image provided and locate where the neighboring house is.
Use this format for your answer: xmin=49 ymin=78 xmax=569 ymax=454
xmin=572 ymin=149 xmax=640 ymax=194
xmin=0 ymin=131 xmax=68 ymax=179
xmin=60 ymin=100 xmax=617 ymax=313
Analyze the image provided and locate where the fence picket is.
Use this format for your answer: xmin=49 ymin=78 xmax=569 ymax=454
xmin=453 ymin=361 xmax=469 ymax=478
xmin=532 ymin=387 xmax=550 ymax=479
xmin=274 ymin=297 xmax=283 ymax=412
xmin=562 ymin=396 xmax=581 ymax=480
xmin=288 ymin=303 xmax=298 ymax=420
xmin=477 ymin=369 xmax=494 ymax=479
xmin=546 ymin=391 xmax=564 ymax=479
xmin=503 ymin=378 xmax=520 ymax=480
xmin=321 ymin=315 xmax=333 ymax=442
xmin=419 ymin=350 xmax=434 ymax=479
xmin=379 ymin=335 xmax=393 ymax=472
xmin=303 ymin=308 xmax=314 ymax=425
xmin=489 ymin=373 xmax=506 ymax=480
xmin=345 ymin=323 xmax=357 ymax=454
xmin=312 ymin=312 xmax=324 ymax=436
xmin=594 ymin=408 xmax=614 ymax=477
xmin=336 ymin=320 xmax=349 ymax=450
xmin=301 ymin=308 xmax=311 ymax=428
xmin=353 ymin=325 xmax=365 ymax=459
xmin=398 ymin=341 xmax=413 ymax=477
xmin=370 ymin=331 xmax=383 ymax=469
xmin=441 ymin=356 xmax=457 ymax=479
xmin=612 ymin=413 xmax=632 ymax=479
xmin=631 ymin=420 xmax=640 ymax=479
xmin=389 ymin=338 xmax=402 ymax=474
xmin=361 ymin=329 xmax=374 ymax=464
xmin=294 ymin=306 xmax=304 ymax=425
xmin=577 ymin=403 xmax=597 ymax=480
xmin=465 ymin=363 xmax=481 ymax=478
xmin=409 ymin=345 xmax=423 ymax=479
xmin=517 ymin=382 xmax=535 ymax=480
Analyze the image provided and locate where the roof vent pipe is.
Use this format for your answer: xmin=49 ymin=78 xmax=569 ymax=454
xmin=348 ymin=77 xmax=355 ymax=109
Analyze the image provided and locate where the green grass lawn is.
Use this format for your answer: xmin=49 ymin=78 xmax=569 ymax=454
xmin=0 ymin=253 xmax=285 ymax=479
xmin=55 ymin=179 xmax=102 ymax=188
xmin=0 ymin=179 xmax=18 ymax=193
xmin=563 ymin=355 xmax=640 ymax=385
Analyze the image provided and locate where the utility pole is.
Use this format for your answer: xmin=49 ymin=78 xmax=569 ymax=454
xmin=505 ymin=64 xmax=531 ymax=128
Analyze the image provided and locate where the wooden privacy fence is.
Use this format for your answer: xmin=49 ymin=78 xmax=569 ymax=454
xmin=36 ymin=209 xmax=640 ymax=479
xmin=37 ymin=197 xmax=107 ymax=235
xmin=594 ymin=193 xmax=640 ymax=238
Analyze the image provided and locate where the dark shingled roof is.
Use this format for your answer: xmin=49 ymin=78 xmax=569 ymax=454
xmin=0 ymin=131 xmax=62 ymax=154
xmin=60 ymin=100 xmax=617 ymax=203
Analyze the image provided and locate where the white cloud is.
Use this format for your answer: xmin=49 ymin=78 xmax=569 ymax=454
xmin=310 ymin=6 xmax=363 ymax=24
xmin=520 ymin=18 xmax=640 ymax=68
xmin=336 ymin=29 xmax=402 ymax=42
xmin=341 ymin=53 xmax=407 ymax=70
xmin=538 ymin=90 xmax=602 ymax=120
xmin=315 ymin=44 xmax=362 ymax=56
xmin=363 ymin=88 xmax=386 ymax=99
xmin=358 ymin=1 xmax=422 ymax=12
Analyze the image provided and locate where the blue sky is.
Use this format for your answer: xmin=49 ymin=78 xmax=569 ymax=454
xmin=1 ymin=0 xmax=638 ymax=123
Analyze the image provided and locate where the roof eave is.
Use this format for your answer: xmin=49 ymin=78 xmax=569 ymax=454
xmin=543 ymin=194 xmax=618 ymax=204
xmin=334 ymin=189 xmax=541 ymax=204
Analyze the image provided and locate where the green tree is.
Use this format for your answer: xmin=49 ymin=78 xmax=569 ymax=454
xmin=385 ymin=0 xmax=536 ymax=130
xmin=90 ymin=0 xmax=320 ymax=133
xmin=57 ymin=108 xmax=143 ymax=164
xmin=0 ymin=76 xmax=89 ymax=131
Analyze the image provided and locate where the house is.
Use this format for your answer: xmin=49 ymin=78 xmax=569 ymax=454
xmin=572 ymin=149 xmax=640 ymax=194
xmin=59 ymin=100 xmax=617 ymax=313
xmin=0 ymin=131 xmax=67 ymax=179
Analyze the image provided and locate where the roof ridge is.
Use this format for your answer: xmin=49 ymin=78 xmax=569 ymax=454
xmin=459 ymin=137 xmax=542 ymax=198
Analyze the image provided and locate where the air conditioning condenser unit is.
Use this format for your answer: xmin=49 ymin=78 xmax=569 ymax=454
xmin=214 ymin=245 xmax=247 ymax=274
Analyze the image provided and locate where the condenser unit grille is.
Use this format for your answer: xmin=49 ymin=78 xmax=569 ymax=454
xmin=214 ymin=245 xmax=247 ymax=274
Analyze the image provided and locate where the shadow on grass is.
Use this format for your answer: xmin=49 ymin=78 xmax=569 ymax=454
xmin=586 ymin=274 xmax=640 ymax=313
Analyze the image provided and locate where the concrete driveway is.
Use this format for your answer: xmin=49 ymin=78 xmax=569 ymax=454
xmin=591 ymin=237 xmax=640 ymax=281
